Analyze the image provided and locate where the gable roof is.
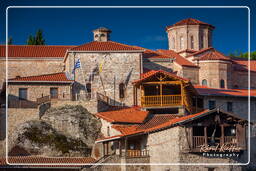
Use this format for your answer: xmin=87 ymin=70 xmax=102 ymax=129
xmin=194 ymin=85 xmax=256 ymax=97
xmin=157 ymin=49 xmax=197 ymax=67
xmin=187 ymin=47 xmax=214 ymax=57
xmin=96 ymin=109 xmax=247 ymax=143
xmin=133 ymin=70 xmax=189 ymax=85
xmin=166 ymin=18 xmax=215 ymax=30
xmin=0 ymin=45 xmax=75 ymax=58
xmin=196 ymin=50 xmax=231 ymax=61
xmin=96 ymin=106 xmax=149 ymax=124
xmin=69 ymin=41 xmax=144 ymax=52
xmin=8 ymin=72 xmax=73 ymax=83
xmin=232 ymin=58 xmax=256 ymax=72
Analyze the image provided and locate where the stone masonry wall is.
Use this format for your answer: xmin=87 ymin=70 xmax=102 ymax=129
xmin=8 ymin=84 xmax=71 ymax=102
xmin=0 ymin=58 xmax=63 ymax=89
xmin=203 ymin=96 xmax=256 ymax=121
xmin=66 ymin=52 xmax=142 ymax=107
xmin=143 ymin=60 xmax=174 ymax=73
xmin=7 ymin=108 xmax=39 ymax=149
xmin=198 ymin=60 xmax=232 ymax=88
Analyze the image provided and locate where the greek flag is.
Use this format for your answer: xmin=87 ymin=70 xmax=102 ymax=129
xmin=72 ymin=59 xmax=81 ymax=74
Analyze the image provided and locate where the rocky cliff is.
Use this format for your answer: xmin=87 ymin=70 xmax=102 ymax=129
xmin=11 ymin=105 xmax=102 ymax=157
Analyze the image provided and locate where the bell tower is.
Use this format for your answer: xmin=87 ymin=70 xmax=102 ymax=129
xmin=92 ymin=27 xmax=112 ymax=42
xmin=166 ymin=18 xmax=215 ymax=53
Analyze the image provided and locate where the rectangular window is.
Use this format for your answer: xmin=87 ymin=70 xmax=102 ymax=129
xmin=50 ymin=88 xmax=58 ymax=99
xmin=208 ymin=100 xmax=216 ymax=110
xmin=19 ymin=88 xmax=27 ymax=100
xmin=227 ymin=102 xmax=233 ymax=112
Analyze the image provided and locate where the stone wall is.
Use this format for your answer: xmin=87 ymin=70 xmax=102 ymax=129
xmin=198 ymin=60 xmax=232 ymax=88
xmin=7 ymin=108 xmax=39 ymax=149
xmin=143 ymin=60 xmax=174 ymax=73
xmin=65 ymin=52 xmax=142 ymax=107
xmin=125 ymin=157 xmax=150 ymax=171
xmin=232 ymin=70 xmax=256 ymax=89
xmin=203 ymin=96 xmax=256 ymax=121
xmin=181 ymin=66 xmax=199 ymax=84
xmin=0 ymin=58 xmax=63 ymax=89
xmin=8 ymin=84 xmax=72 ymax=102
xmin=167 ymin=25 xmax=213 ymax=52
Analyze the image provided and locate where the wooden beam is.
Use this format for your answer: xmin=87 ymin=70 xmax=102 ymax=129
xmin=204 ymin=127 xmax=207 ymax=145
xmin=221 ymin=125 xmax=224 ymax=145
xmin=142 ymin=81 xmax=182 ymax=85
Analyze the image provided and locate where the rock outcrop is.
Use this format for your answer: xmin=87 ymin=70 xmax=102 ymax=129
xmin=11 ymin=105 xmax=102 ymax=157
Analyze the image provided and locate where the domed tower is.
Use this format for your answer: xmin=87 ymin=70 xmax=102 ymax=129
xmin=166 ymin=18 xmax=215 ymax=53
xmin=92 ymin=27 xmax=112 ymax=42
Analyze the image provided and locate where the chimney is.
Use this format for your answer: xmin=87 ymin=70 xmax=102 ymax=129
xmin=92 ymin=27 xmax=112 ymax=42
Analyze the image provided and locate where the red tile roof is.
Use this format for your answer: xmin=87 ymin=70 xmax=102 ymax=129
xmin=134 ymin=70 xmax=189 ymax=85
xmin=96 ymin=106 xmax=149 ymax=124
xmin=0 ymin=45 xmax=75 ymax=58
xmin=232 ymin=58 xmax=256 ymax=72
xmin=194 ymin=85 xmax=256 ymax=97
xmin=187 ymin=47 xmax=214 ymax=57
xmin=8 ymin=72 xmax=73 ymax=83
xmin=177 ymin=49 xmax=197 ymax=54
xmin=157 ymin=49 xmax=197 ymax=67
xmin=0 ymin=156 xmax=96 ymax=167
xmin=197 ymin=50 xmax=231 ymax=61
xmin=166 ymin=18 xmax=215 ymax=30
xmin=97 ymin=110 xmax=211 ymax=142
xmin=70 ymin=41 xmax=144 ymax=52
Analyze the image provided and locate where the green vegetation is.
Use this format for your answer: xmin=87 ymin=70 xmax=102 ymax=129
xmin=8 ymin=37 xmax=13 ymax=45
xmin=229 ymin=50 xmax=256 ymax=60
xmin=27 ymin=29 xmax=45 ymax=45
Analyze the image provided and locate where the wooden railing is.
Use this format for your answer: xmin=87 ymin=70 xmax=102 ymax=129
xmin=141 ymin=95 xmax=182 ymax=107
xmin=192 ymin=136 xmax=205 ymax=148
xmin=8 ymin=100 xmax=38 ymax=108
xmin=192 ymin=136 xmax=239 ymax=149
xmin=224 ymin=136 xmax=237 ymax=145
xmin=126 ymin=150 xmax=149 ymax=157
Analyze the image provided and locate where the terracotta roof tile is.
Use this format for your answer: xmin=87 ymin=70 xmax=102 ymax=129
xmin=96 ymin=106 xmax=149 ymax=124
xmin=157 ymin=49 xmax=197 ymax=67
xmin=0 ymin=156 xmax=96 ymax=167
xmin=70 ymin=41 xmax=143 ymax=52
xmin=166 ymin=18 xmax=215 ymax=30
xmin=134 ymin=70 xmax=189 ymax=85
xmin=187 ymin=47 xmax=214 ymax=57
xmin=194 ymin=85 xmax=256 ymax=97
xmin=97 ymin=110 xmax=210 ymax=142
xmin=232 ymin=58 xmax=256 ymax=72
xmin=0 ymin=45 xmax=75 ymax=58
xmin=197 ymin=50 xmax=231 ymax=61
xmin=8 ymin=72 xmax=73 ymax=83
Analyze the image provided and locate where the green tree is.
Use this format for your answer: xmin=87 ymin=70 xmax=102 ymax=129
xmin=26 ymin=29 xmax=45 ymax=45
xmin=228 ymin=51 xmax=256 ymax=60
xmin=34 ymin=29 xmax=45 ymax=45
xmin=8 ymin=36 xmax=13 ymax=45
xmin=27 ymin=35 xmax=36 ymax=45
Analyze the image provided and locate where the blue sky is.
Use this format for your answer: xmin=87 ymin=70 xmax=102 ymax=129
xmin=0 ymin=0 xmax=255 ymax=55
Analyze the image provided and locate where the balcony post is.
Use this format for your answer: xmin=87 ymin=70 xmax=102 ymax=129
xmin=160 ymin=84 xmax=162 ymax=106
xmin=204 ymin=126 xmax=207 ymax=145
xmin=221 ymin=125 xmax=224 ymax=145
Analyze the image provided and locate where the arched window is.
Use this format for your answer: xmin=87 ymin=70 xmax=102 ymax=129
xmin=180 ymin=36 xmax=184 ymax=50
xmin=190 ymin=36 xmax=194 ymax=49
xmin=220 ymin=79 xmax=225 ymax=88
xmin=202 ymin=79 xmax=207 ymax=86
xmin=119 ymin=83 xmax=125 ymax=99
xmin=200 ymin=35 xmax=204 ymax=49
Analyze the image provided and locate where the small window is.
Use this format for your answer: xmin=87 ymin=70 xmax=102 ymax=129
xmin=171 ymin=37 xmax=175 ymax=49
xmin=201 ymin=35 xmax=204 ymax=49
xmin=220 ymin=79 xmax=225 ymax=88
xmin=19 ymin=88 xmax=27 ymax=100
xmin=50 ymin=88 xmax=58 ymax=99
xmin=119 ymin=83 xmax=125 ymax=99
xmin=202 ymin=79 xmax=207 ymax=86
xmin=190 ymin=36 xmax=194 ymax=49
xmin=227 ymin=102 xmax=233 ymax=112
xmin=208 ymin=100 xmax=216 ymax=110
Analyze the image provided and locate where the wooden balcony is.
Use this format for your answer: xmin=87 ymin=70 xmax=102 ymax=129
xmin=126 ymin=150 xmax=149 ymax=158
xmin=141 ymin=95 xmax=182 ymax=108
